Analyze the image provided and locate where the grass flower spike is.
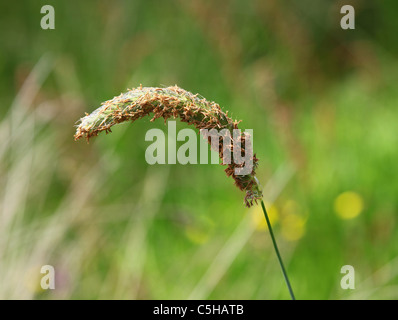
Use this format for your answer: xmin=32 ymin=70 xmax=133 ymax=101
xmin=74 ymin=85 xmax=295 ymax=299
xmin=74 ymin=85 xmax=262 ymax=207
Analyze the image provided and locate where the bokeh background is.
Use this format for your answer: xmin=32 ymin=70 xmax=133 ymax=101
xmin=1 ymin=0 xmax=397 ymax=300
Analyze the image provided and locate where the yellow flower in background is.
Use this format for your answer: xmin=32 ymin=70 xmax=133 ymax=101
xmin=281 ymin=213 xmax=306 ymax=241
xmin=280 ymin=200 xmax=307 ymax=241
xmin=184 ymin=216 xmax=215 ymax=245
xmin=184 ymin=226 xmax=211 ymax=245
xmin=334 ymin=191 xmax=364 ymax=220
xmin=251 ymin=202 xmax=279 ymax=231
xmin=282 ymin=200 xmax=300 ymax=216
xmin=24 ymin=266 xmax=45 ymax=294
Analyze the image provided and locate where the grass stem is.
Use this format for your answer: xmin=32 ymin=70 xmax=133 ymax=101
xmin=260 ymin=200 xmax=296 ymax=300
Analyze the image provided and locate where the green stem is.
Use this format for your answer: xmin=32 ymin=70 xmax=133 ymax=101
xmin=261 ymin=200 xmax=296 ymax=300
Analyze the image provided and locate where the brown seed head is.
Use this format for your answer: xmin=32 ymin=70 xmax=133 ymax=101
xmin=74 ymin=85 xmax=262 ymax=207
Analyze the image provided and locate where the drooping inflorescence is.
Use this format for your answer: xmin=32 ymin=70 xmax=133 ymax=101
xmin=74 ymin=85 xmax=262 ymax=207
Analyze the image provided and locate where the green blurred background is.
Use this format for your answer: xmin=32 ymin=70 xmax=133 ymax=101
xmin=1 ymin=0 xmax=397 ymax=299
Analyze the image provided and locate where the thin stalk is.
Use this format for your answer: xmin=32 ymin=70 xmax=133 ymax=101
xmin=261 ymin=200 xmax=296 ymax=300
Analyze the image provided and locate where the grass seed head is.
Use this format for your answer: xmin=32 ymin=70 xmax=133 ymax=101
xmin=75 ymin=85 xmax=262 ymax=207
